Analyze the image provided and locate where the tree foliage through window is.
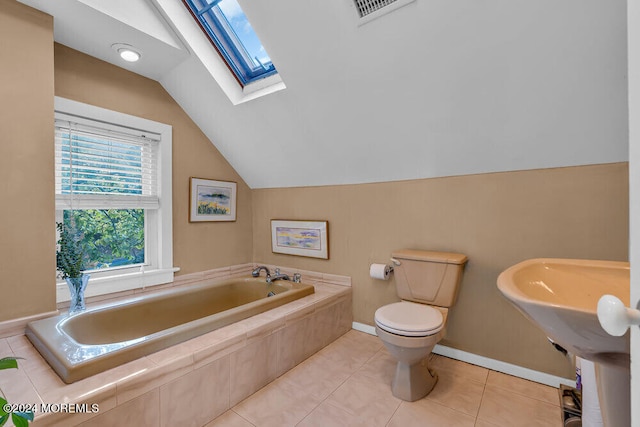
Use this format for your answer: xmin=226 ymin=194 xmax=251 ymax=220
xmin=63 ymin=209 xmax=144 ymax=271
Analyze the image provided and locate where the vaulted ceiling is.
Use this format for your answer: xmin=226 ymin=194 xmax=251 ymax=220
xmin=18 ymin=0 xmax=628 ymax=189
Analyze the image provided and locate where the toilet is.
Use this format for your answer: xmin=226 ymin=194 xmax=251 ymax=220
xmin=374 ymin=249 xmax=468 ymax=401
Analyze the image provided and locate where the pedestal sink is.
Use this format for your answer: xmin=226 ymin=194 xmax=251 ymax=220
xmin=497 ymin=258 xmax=630 ymax=427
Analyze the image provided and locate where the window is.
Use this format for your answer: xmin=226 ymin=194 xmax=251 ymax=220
xmin=182 ymin=0 xmax=277 ymax=86
xmin=54 ymin=97 xmax=175 ymax=302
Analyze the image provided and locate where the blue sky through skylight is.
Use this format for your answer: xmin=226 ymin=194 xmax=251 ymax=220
xmin=216 ymin=0 xmax=272 ymax=68
xmin=184 ymin=0 xmax=277 ymax=85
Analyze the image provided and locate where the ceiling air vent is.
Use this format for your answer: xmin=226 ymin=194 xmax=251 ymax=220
xmin=353 ymin=0 xmax=416 ymax=25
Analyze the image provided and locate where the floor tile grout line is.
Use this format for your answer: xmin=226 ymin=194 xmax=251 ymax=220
xmin=289 ymin=358 xmax=353 ymax=422
xmin=485 ymin=384 xmax=560 ymax=408
xmin=230 ymin=408 xmax=256 ymax=427
xmin=431 ymin=355 xmax=491 ymax=386
xmin=294 ymin=408 xmax=314 ymax=426
xmin=293 ymin=336 xmax=384 ymax=425
xmin=417 ymin=395 xmax=482 ymax=424
xmin=6 ymin=338 xmax=47 ymax=408
xmin=353 ymin=345 xmax=388 ymax=375
xmin=473 ymin=374 xmax=490 ymax=425
xmin=432 ymin=356 xmax=563 ymax=416
xmin=475 ymin=381 xmax=564 ymax=427
xmin=312 ymin=333 xmax=387 ymax=423
xmin=235 ymin=333 xmax=363 ymax=426
xmin=384 ymin=400 xmax=404 ymax=427
xmin=483 ymin=381 xmax=562 ymax=408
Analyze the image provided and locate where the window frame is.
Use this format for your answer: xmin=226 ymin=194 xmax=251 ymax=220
xmin=54 ymin=97 xmax=176 ymax=303
xmin=181 ymin=0 xmax=277 ymax=87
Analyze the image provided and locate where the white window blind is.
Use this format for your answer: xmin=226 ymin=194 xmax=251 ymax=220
xmin=55 ymin=117 xmax=160 ymax=210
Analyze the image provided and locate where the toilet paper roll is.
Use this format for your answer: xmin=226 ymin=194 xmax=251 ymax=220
xmin=370 ymin=263 xmax=390 ymax=280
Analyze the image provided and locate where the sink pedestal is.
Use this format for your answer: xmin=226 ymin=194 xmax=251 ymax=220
xmin=595 ymin=362 xmax=630 ymax=427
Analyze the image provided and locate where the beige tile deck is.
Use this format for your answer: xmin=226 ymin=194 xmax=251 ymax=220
xmin=212 ymin=330 xmax=563 ymax=427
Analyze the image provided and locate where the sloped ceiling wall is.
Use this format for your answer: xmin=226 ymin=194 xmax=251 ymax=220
xmin=19 ymin=0 xmax=629 ymax=189
xmin=165 ymin=0 xmax=629 ymax=188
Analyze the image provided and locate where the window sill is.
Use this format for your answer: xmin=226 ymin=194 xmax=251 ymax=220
xmin=56 ymin=267 xmax=180 ymax=303
xmin=238 ymin=74 xmax=286 ymax=104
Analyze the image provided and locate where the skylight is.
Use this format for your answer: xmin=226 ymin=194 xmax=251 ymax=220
xmin=182 ymin=0 xmax=277 ymax=87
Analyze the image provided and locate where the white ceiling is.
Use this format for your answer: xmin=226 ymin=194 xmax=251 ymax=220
xmin=18 ymin=0 xmax=629 ymax=189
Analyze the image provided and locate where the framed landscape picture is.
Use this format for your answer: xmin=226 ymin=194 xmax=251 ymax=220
xmin=271 ymin=220 xmax=329 ymax=259
xmin=189 ymin=178 xmax=237 ymax=222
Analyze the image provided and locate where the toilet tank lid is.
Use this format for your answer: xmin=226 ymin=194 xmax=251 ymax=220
xmin=392 ymin=249 xmax=468 ymax=265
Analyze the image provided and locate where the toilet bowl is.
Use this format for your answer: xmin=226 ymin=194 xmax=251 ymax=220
xmin=375 ymin=250 xmax=467 ymax=401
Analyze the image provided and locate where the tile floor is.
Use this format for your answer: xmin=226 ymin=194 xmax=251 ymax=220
xmin=205 ymin=330 xmax=563 ymax=427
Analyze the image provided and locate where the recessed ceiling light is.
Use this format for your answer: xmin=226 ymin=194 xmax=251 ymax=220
xmin=119 ymin=49 xmax=140 ymax=62
xmin=111 ymin=43 xmax=141 ymax=63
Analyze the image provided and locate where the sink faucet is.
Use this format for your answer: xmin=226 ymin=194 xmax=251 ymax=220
xmin=252 ymin=266 xmax=271 ymax=280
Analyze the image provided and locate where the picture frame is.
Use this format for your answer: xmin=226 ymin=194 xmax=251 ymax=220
xmin=271 ymin=220 xmax=329 ymax=259
xmin=189 ymin=178 xmax=237 ymax=222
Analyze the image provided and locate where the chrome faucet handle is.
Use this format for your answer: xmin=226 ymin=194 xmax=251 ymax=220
xmin=252 ymin=266 xmax=271 ymax=278
xmin=293 ymin=273 xmax=301 ymax=283
xmin=274 ymin=268 xmax=280 ymax=275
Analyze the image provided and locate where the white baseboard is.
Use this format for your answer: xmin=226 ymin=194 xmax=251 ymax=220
xmin=352 ymin=322 xmax=377 ymax=335
xmin=352 ymin=321 xmax=574 ymax=388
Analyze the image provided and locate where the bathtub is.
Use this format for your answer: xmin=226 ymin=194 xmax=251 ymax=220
xmin=25 ymin=277 xmax=314 ymax=384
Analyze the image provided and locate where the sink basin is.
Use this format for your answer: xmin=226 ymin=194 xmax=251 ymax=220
xmin=497 ymin=258 xmax=630 ymax=368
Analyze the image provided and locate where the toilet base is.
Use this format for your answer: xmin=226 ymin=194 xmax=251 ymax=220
xmin=392 ymin=359 xmax=438 ymax=401
xmin=375 ymin=324 xmax=442 ymax=402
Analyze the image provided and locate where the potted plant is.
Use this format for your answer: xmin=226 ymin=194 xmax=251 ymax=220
xmin=56 ymin=221 xmax=89 ymax=314
xmin=0 ymin=357 xmax=33 ymax=426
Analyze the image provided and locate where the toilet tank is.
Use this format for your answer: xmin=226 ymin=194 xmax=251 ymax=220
xmin=392 ymin=249 xmax=468 ymax=307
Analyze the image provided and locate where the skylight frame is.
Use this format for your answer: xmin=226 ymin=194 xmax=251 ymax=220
xmin=182 ymin=0 xmax=277 ymax=87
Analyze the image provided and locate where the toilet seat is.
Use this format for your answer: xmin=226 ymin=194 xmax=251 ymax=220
xmin=375 ymin=301 xmax=444 ymax=337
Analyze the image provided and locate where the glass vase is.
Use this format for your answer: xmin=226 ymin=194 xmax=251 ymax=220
xmin=65 ymin=274 xmax=89 ymax=314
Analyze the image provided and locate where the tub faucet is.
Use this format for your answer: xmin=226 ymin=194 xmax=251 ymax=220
xmin=252 ymin=266 xmax=271 ymax=280
xmin=267 ymin=268 xmax=290 ymax=283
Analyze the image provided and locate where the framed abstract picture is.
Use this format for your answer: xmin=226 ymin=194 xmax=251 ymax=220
xmin=271 ymin=220 xmax=329 ymax=259
xmin=189 ymin=178 xmax=237 ymax=222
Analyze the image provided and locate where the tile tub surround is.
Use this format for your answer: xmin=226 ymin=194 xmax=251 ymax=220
xmin=0 ymin=278 xmax=351 ymax=426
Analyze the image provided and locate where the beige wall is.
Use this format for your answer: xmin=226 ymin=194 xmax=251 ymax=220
xmin=253 ymin=163 xmax=629 ymax=377
xmin=0 ymin=1 xmax=55 ymax=321
xmin=54 ymin=44 xmax=253 ymax=276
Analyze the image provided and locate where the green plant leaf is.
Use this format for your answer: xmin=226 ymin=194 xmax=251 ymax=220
xmin=12 ymin=411 xmax=32 ymax=427
xmin=0 ymin=396 xmax=7 ymax=416
xmin=0 ymin=396 xmax=7 ymax=427
xmin=13 ymin=412 xmax=33 ymax=422
xmin=0 ymin=357 xmax=21 ymax=371
xmin=56 ymin=221 xmax=86 ymax=279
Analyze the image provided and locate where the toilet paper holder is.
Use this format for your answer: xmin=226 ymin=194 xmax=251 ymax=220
xmin=386 ymin=258 xmax=401 ymax=274
xmin=370 ymin=258 xmax=402 ymax=280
